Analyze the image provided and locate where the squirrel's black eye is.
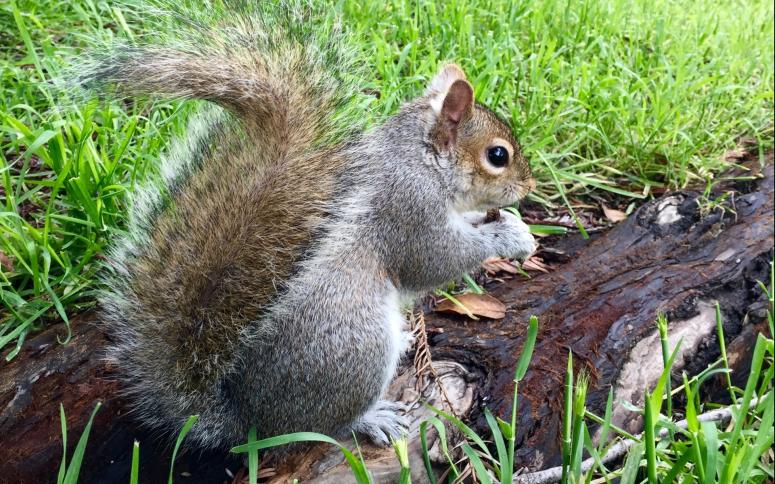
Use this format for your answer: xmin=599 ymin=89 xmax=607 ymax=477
xmin=487 ymin=146 xmax=509 ymax=167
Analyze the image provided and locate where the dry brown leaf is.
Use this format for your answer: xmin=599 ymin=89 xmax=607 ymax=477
xmin=482 ymin=257 xmax=519 ymax=274
xmin=435 ymin=293 xmax=506 ymax=320
xmin=522 ymin=256 xmax=550 ymax=273
xmin=0 ymin=251 xmax=13 ymax=272
xmin=603 ymin=205 xmax=627 ymax=223
xmin=722 ymin=148 xmax=747 ymax=161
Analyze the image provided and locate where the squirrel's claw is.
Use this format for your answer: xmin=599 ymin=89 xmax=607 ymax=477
xmin=351 ymin=400 xmax=409 ymax=446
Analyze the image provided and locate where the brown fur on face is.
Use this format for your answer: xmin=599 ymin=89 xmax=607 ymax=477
xmin=426 ymin=65 xmax=534 ymax=211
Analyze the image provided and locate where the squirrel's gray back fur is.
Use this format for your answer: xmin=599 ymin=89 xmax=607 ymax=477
xmin=92 ymin=1 xmax=536 ymax=450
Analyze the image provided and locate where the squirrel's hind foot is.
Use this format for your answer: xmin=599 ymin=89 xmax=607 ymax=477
xmin=351 ymin=400 xmax=409 ymax=446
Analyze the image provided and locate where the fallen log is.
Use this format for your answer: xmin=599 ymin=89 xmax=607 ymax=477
xmin=1 ymin=159 xmax=772 ymax=483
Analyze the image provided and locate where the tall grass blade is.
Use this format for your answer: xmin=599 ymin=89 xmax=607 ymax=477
xmin=643 ymin=391 xmax=658 ymax=483
xmin=130 ymin=441 xmax=140 ymax=484
xmin=232 ymin=431 xmax=372 ymax=484
xmin=167 ymin=415 xmax=199 ymax=484
xmin=619 ymin=442 xmax=644 ymax=484
xmin=63 ymin=401 xmax=102 ymax=484
xmin=561 ymin=350 xmax=573 ymax=483
xmin=247 ymin=426 xmax=259 ymax=484
xmin=714 ymin=302 xmax=736 ymax=402
xmin=392 ymin=436 xmax=411 ymax=484
xmin=462 ymin=443 xmax=493 ymax=484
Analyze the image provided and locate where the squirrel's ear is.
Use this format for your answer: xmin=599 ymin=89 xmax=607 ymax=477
xmin=426 ymin=64 xmax=470 ymax=115
xmin=430 ymin=78 xmax=474 ymax=150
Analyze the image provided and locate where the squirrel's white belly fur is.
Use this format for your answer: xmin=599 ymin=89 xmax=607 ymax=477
xmin=381 ymin=287 xmax=412 ymax=391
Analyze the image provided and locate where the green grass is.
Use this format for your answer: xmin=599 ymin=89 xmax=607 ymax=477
xmin=1 ymin=0 xmax=773 ymax=352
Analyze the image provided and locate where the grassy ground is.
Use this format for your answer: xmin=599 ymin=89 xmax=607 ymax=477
xmin=1 ymin=0 xmax=773 ymax=356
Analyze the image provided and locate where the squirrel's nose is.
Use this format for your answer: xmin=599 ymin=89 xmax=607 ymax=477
xmin=525 ymin=177 xmax=536 ymax=193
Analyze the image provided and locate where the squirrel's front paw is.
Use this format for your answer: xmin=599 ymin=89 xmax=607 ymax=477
xmin=483 ymin=210 xmax=537 ymax=261
xmin=351 ymin=400 xmax=408 ymax=446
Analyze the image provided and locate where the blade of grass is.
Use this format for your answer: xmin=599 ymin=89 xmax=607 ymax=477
xmin=392 ymin=436 xmax=411 ymax=484
xmin=701 ymin=421 xmax=718 ymax=484
xmin=63 ymin=401 xmax=102 ymax=484
xmin=57 ymin=404 xmax=68 ymax=484
xmin=130 ymin=441 xmax=140 ymax=484
xmin=570 ymin=373 xmax=589 ymax=482
xmin=419 ymin=421 xmax=437 ymax=484
xmin=167 ymin=415 xmax=199 ymax=484
xmin=619 ymin=442 xmax=643 ymax=484
xmin=509 ymin=315 xmax=539 ymax=476
xmin=656 ymin=314 xmax=673 ymax=421
xmin=462 ymin=443 xmax=493 ymax=484
xmin=484 ymin=408 xmax=509 ymax=483
xmin=247 ymin=427 xmax=259 ymax=484
xmin=596 ymin=388 xmax=614 ymax=454
xmin=714 ymin=302 xmax=736 ymax=402
xmin=233 ymin=431 xmax=373 ymax=483
xmin=561 ymin=350 xmax=573 ymax=483
xmin=643 ymin=391 xmax=658 ymax=483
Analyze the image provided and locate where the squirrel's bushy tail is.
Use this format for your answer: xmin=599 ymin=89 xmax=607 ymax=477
xmin=79 ymin=0 xmax=366 ymax=150
xmin=87 ymin=2 xmax=369 ymax=447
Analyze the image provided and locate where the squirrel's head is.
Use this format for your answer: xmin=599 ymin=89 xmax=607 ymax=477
xmin=424 ymin=64 xmax=534 ymax=211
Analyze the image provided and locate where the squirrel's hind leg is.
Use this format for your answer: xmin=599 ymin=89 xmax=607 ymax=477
xmin=350 ymin=400 xmax=409 ymax=446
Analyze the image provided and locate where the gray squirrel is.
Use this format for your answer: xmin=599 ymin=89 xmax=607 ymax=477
xmin=89 ymin=2 xmax=537 ymax=450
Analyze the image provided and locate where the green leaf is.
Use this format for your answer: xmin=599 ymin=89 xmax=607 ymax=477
xmin=419 ymin=421 xmax=437 ymax=484
xmin=57 ymin=404 xmax=68 ymax=484
xmin=596 ymin=388 xmax=614 ymax=454
xmin=725 ymin=333 xmax=768 ymax=476
xmin=496 ymin=416 xmax=513 ymax=441
xmin=561 ymin=350 xmax=573 ymax=483
xmin=484 ymin=408 xmax=509 ymax=483
xmin=715 ymin=301 xmax=736 ymax=401
xmin=662 ymin=445 xmax=694 ymax=483
xmin=683 ymin=373 xmax=699 ymax=433
xmin=528 ymin=224 xmax=568 ymax=235
xmin=392 ymin=436 xmax=411 ymax=484
xmin=247 ymin=427 xmax=259 ymax=484
xmin=649 ymin=337 xmax=682 ymax=415
xmin=462 ymin=443 xmax=493 ymax=484
xmin=462 ymin=273 xmax=484 ymax=294
xmin=425 ymin=405 xmax=492 ymax=461
xmin=643 ymin=391 xmax=658 ymax=483
xmin=130 ymin=441 xmax=140 ymax=484
xmin=514 ymin=315 xmax=539 ymax=381
xmin=63 ymin=402 xmax=102 ymax=484
xmin=421 ymin=416 xmax=459 ymax=479
xmin=620 ymin=442 xmax=644 ymax=484
xmin=232 ymin=431 xmax=373 ymax=483
xmin=701 ymin=421 xmax=718 ymax=484
xmin=168 ymin=415 xmax=199 ymax=484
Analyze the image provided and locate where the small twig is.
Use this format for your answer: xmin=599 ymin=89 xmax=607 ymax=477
xmin=513 ymin=395 xmax=764 ymax=484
